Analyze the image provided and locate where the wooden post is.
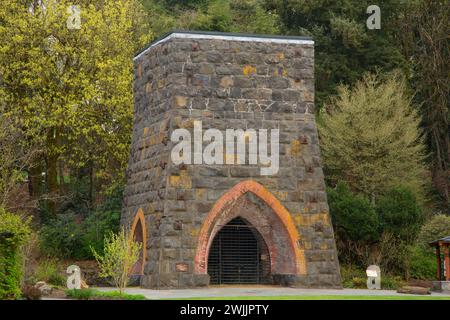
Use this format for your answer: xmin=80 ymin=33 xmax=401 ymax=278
xmin=436 ymin=246 xmax=442 ymax=281
xmin=445 ymin=244 xmax=450 ymax=281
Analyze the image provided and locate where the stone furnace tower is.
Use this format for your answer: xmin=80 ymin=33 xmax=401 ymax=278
xmin=122 ymin=31 xmax=341 ymax=289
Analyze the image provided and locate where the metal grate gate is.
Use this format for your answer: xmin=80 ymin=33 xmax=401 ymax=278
xmin=208 ymin=217 xmax=271 ymax=284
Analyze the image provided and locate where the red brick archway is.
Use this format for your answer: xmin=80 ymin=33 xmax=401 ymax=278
xmin=131 ymin=208 xmax=147 ymax=275
xmin=194 ymin=180 xmax=306 ymax=276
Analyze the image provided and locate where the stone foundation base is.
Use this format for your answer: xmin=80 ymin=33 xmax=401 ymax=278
xmin=432 ymin=281 xmax=450 ymax=293
xmin=140 ymin=274 xmax=210 ymax=289
xmin=128 ymin=275 xmax=141 ymax=287
xmin=139 ymin=273 xmax=341 ymax=289
xmin=273 ymin=274 xmax=342 ymax=289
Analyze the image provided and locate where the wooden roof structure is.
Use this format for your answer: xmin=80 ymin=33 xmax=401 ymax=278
xmin=429 ymin=236 xmax=450 ymax=282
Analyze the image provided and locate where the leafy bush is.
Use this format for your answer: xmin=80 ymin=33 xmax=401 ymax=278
xmin=39 ymin=212 xmax=84 ymax=259
xmin=417 ymin=214 xmax=450 ymax=248
xmin=318 ymin=72 xmax=427 ymax=201
xmin=340 ymin=265 xmax=367 ymax=288
xmin=340 ymin=264 xmax=405 ymax=290
xmin=35 ymin=259 xmax=65 ymax=286
xmin=376 ymin=187 xmax=423 ymax=242
xmin=91 ymin=228 xmax=141 ymax=295
xmin=39 ymin=182 xmax=123 ymax=259
xmin=81 ymin=210 xmax=120 ymax=258
xmin=328 ymin=183 xmax=380 ymax=242
xmin=381 ymin=275 xmax=405 ymax=290
xmin=374 ymin=232 xmax=410 ymax=276
xmin=407 ymin=245 xmax=436 ymax=280
xmin=39 ymin=209 xmax=120 ymax=260
xmin=0 ymin=208 xmax=32 ymax=299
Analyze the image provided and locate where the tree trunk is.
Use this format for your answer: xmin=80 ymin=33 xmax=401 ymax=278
xmin=46 ymin=128 xmax=59 ymax=218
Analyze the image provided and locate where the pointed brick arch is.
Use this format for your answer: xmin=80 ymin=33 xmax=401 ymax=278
xmin=194 ymin=180 xmax=306 ymax=276
xmin=130 ymin=208 xmax=147 ymax=275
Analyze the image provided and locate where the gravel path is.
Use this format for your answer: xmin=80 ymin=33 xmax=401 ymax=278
xmin=94 ymin=285 xmax=450 ymax=299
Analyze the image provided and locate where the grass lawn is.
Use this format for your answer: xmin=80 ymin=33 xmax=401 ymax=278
xmin=65 ymin=289 xmax=147 ymax=300
xmin=173 ymin=295 xmax=450 ymax=300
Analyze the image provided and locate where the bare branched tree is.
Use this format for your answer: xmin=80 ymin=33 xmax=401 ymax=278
xmin=395 ymin=0 xmax=450 ymax=207
xmin=0 ymin=111 xmax=41 ymax=213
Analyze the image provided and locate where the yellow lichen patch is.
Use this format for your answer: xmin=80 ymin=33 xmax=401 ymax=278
xmin=169 ymin=170 xmax=192 ymax=189
xmin=243 ymin=65 xmax=257 ymax=76
xmin=160 ymin=119 xmax=169 ymax=132
xmin=149 ymin=135 xmax=157 ymax=146
xmin=274 ymin=67 xmax=288 ymax=77
xmin=145 ymin=82 xmax=152 ymax=94
xmin=294 ymin=214 xmax=302 ymax=226
xmin=303 ymin=241 xmax=312 ymax=250
xmin=290 ymin=139 xmax=301 ymax=156
xmin=220 ymin=76 xmax=233 ymax=88
xmin=147 ymin=204 xmax=155 ymax=214
xmin=273 ymin=191 xmax=288 ymax=201
xmin=304 ymin=91 xmax=314 ymax=101
xmin=143 ymin=127 xmax=150 ymax=136
xmin=190 ymin=227 xmax=199 ymax=237
xmin=295 ymin=213 xmax=330 ymax=226
xmin=173 ymin=116 xmax=182 ymax=127
xmin=196 ymin=188 xmax=206 ymax=199
xmin=277 ymin=52 xmax=285 ymax=60
xmin=181 ymin=119 xmax=194 ymax=129
xmin=174 ymin=96 xmax=188 ymax=107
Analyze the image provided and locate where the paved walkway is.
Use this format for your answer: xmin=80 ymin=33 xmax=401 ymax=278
xmin=95 ymin=285 xmax=450 ymax=299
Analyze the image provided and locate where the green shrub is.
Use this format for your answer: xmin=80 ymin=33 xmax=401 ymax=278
xmin=340 ymin=265 xmax=367 ymax=288
xmin=0 ymin=208 xmax=31 ymax=299
xmin=39 ymin=212 xmax=84 ymax=259
xmin=40 ymin=184 xmax=123 ymax=259
xmin=80 ymin=210 xmax=120 ymax=258
xmin=35 ymin=259 xmax=65 ymax=286
xmin=65 ymin=288 xmax=96 ymax=300
xmin=376 ymin=187 xmax=423 ymax=242
xmin=328 ymin=183 xmax=380 ymax=242
xmin=341 ymin=264 xmax=405 ymax=290
xmin=407 ymin=245 xmax=436 ymax=280
xmin=381 ymin=275 xmax=405 ymax=290
xmin=91 ymin=228 xmax=141 ymax=295
xmin=417 ymin=214 xmax=450 ymax=248
xmin=65 ymin=288 xmax=146 ymax=300
xmin=39 ymin=208 xmax=120 ymax=260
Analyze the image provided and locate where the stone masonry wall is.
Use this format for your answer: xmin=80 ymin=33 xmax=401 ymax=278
xmin=122 ymin=32 xmax=342 ymax=289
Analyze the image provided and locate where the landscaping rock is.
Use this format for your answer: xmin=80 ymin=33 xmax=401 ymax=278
xmin=22 ymin=285 xmax=42 ymax=300
xmin=34 ymin=281 xmax=53 ymax=296
xmin=407 ymin=279 xmax=432 ymax=288
xmin=397 ymin=286 xmax=431 ymax=295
